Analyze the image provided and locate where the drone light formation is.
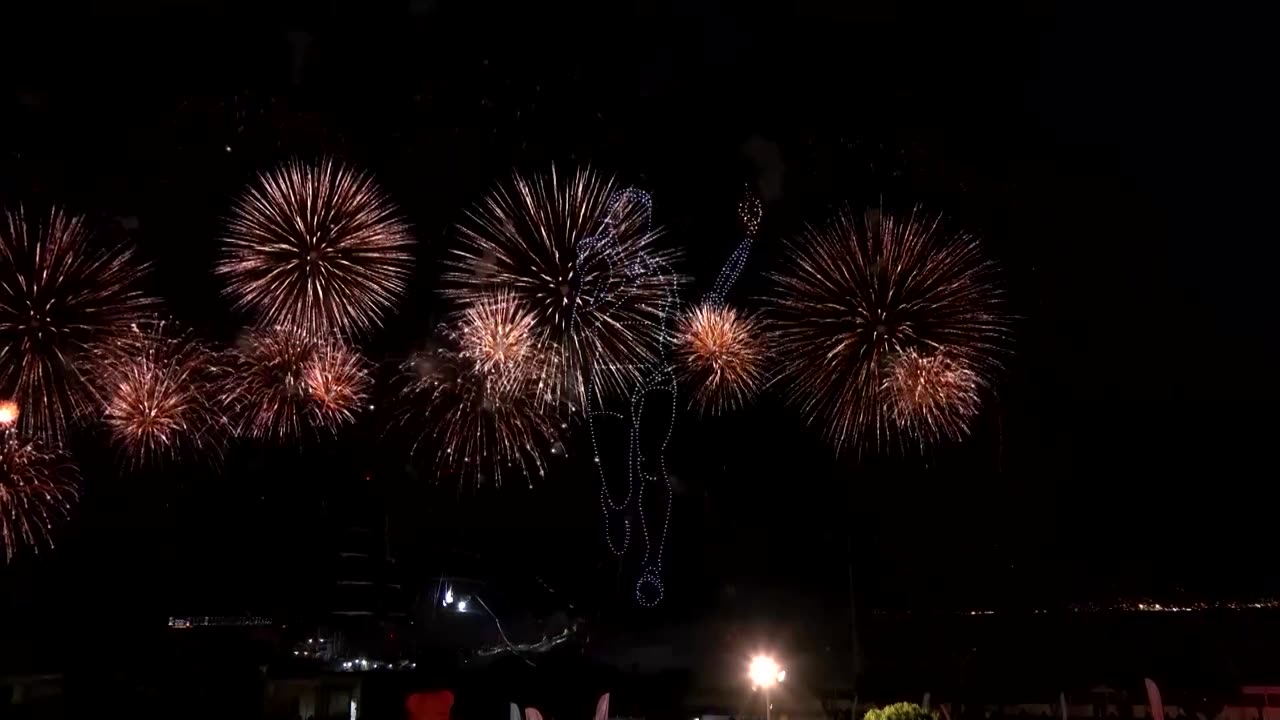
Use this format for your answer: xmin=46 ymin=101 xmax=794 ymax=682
xmin=768 ymin=207 xmax=1006 ymax=450
xmin=444 ymin=167 xmax=678 ymax=407
xmin=217 ymin=158 xmax=415 ymax=337
xmin=0 ymin=208 xmax=156 ymax=442
xmin=675 ymin=302 xmax=767 ymax=414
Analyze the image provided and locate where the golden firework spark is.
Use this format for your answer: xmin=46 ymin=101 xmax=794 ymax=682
xmin=220 ymin=325 xmax=371 ymax=439
xmin=217 ymin=158 xmax=415 ymax=336
xmin=444 ymin=167 xmax=678 ymax=406
xmin=882 ymin=348 xmax=982 ymax=444
xmin=87 ymin=321 xmax=224 ymax=463
xmin=0 ymin=429 xmax=79 ymax=562
xmin=0 ymin=208 xmax=156 ymax=442
xmin=768 ymin=207 xmax=1006 ymax=451
xmin=674 ymin=302 xmax=767 ymax=414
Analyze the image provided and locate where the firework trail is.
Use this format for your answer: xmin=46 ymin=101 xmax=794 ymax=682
xmin=218 ymin=158 xmax=415 ymax=337
xmin=882 ymin=348 xmax=982 ymax=444
xmin=768 ymin=207 xmax=1006 ymax=450
xmin=397 ymin=312 xmax=559 ymax=489
xmin=0 ymin=426 xmax=79 ymax=562
xmin=0 ymin=208 xmax=156 ymax=442
xmin=220 ymin=325 xmax=371 ymax=440
xmin=674 ymin=302 xmax=767 ymax=414
xmin=445 ymin=167 xmax=678 ymax=407
xmin=87 ymin=320 xmax=225 ymax=463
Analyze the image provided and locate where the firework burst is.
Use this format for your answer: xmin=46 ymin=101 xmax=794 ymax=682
xmin=0 ymin=208 xmax=156 ymax=442
xmin=303 ymin=340 xmax=373 ymax=429
xmin=768 ymin=207 xmax=1006 ymax=450
xmin=0 ymin=400 xmax=18 ymax=426
xmin=444 ymin=167 xmax=678 ymax=407
xmin=398 ymin=317 xmax=559 ymax=489
xmin=217 ymin=158 xmax=415 ymax=337
xmin=882 ymin=348 xmax=982 ymax=444
xmin=220 ymin=325 xmax=371 ymax=439
xmin=456 ymin=288 xmax=544 ymax=383
xmin=674 ymin=302 xmax=767 ymax=414
xmin=0 ymin=428 xmax=79 ymax=562
xmin=87 ymin=321 xmax=224 ymax=463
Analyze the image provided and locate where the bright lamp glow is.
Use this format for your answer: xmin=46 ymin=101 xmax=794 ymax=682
xmin=749 ymin=655 xmax=783 ymax=688
xmin=0 ymin=400 xmax=17 ymax=426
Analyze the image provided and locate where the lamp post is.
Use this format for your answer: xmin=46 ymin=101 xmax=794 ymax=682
xmin=749 ymin=655 xmax=785 ymax=720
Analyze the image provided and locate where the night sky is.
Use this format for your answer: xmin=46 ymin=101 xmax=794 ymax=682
xmin=0 ymin=1 xmax=1273 ymax=670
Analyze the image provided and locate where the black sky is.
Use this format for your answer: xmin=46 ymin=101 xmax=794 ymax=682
xmin=0 ymin=0 xmax=1274 ymax=663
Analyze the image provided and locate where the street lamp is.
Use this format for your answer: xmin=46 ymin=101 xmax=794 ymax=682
xmin=749 ymin=655 xmax=785 ymax=720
